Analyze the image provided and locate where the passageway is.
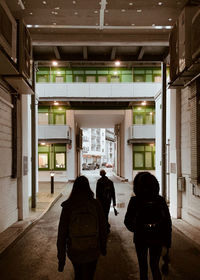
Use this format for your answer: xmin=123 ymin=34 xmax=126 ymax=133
xmin=0 ymin=174 xmax=200 ymax=280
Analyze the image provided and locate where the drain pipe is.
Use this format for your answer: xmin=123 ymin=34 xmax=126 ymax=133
xmin=161 ymin=62 xmax=167 ymax=199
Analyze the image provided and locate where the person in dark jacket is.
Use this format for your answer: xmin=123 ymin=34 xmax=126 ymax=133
xmin=96 ymin=169 xmax=116 ymax=231
xmin=57 ymin=176 xmax=108 ymax=280
xmin=124 ymin=172 xmax=172 ymax=280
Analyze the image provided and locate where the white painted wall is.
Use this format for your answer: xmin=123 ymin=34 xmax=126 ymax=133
xmin=0 ymin=86 xmax=18 ymax=233
xmin=129 ymin=124 xmax=155 ymax=139
xmin=155 ymin=91 xmax=162 ymax=186
xmin=36 ymin=82 xmax=161 ymax=99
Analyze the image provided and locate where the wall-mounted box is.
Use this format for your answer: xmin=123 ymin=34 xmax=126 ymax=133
xmin=178 ymin=176 xmax=186 ymax=192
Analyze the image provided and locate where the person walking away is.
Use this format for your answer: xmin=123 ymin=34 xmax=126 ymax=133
xmin=124 ymin=172 xmax=172 ymax=280
xmin=57 ymin=176 xmax=108 ymax=280
xmin=96 ymin=169 xmax=116 ymax=232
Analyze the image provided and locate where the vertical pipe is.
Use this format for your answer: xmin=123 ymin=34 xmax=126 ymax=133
xmin=161 ymin=62 xmax=167 ymax=198
xmin=31 ymin=63 xmax=36 ymax=208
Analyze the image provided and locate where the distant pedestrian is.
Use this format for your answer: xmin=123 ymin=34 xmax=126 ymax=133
xmin=57 ymin=175 xmax=108 ymax=280
xmin=96 ymin=169 xmax=116 ymax=232
xmin=124 ymin=172 xmax=172 ymax=280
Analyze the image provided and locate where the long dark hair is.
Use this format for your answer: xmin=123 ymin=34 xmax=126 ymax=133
xmin=68 ymin=175 xmax=94 ymax=201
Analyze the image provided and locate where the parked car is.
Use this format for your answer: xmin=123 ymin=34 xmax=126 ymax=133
xmin=105 ymin=162 xmax=113 ymax=168
xmin=87 ymin=163 xmax=96 ymax=170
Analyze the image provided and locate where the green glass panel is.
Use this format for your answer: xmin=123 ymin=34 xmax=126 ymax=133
xmin=37 ymin=75 xmax=48 ymax=83
xmin=66 ymin=70 xmax=73 ymax=74
xmin=145 ymin=152 xmax=152 ymax=168
xmin=74 ymin=75 xmax=84 ymax=82
xmin=134 ymin=153 xmax=144 ymax=168
xmin=55 ymin=114 xmax=65 ymax=124
xmin=121 ymin=75 xmax=133 ymax=82
xmin=66 ymin=75 xmax=73 ymax=82
xmin=153 ymin=69 xmax=161 ymax=74
xmin=97 ymin=70 xmax=109 ymax=74
xmin=146 ymin=107 xmax=154 ymax=112
xmin=38 ymin=113 xmax=49 ymax=125
xmin=109 ymin=70 xmax=121 ymax=75
xmin=146 ymin=75 xmax=153 ymax=82
xmin=55 ymin=76 xmax=65 ymax=83
xmin=134 ymin=114 xmax=144 ymax=124
xmin=146 ymin=70 xmax=153 ymax=74
xmin=153 ymin=145 xmax=155 ymax=151
xmin=98 ymin=76 xmax=107 ymax=82
xmin=145 ymin=113 xmax=153 ymax=124
xmin=73 ymin=70 xmax=84 ymax=74
xmin=86 ymin=76 xmax=96 ymax=82
xmin=145 ymin=146 xmax=151 ymax=151
xmin=110 ymin=75 xmax=120 ymax=82
xmin=134 ymin=75 xmax=145 ymax=82
xmin=55 ymin=153 xmax=66 ymax=169
xmin=121 ymin=70 xmax=132 ymax=74
xmin=134 ymin=69 xmax=145 ymax=74
xmin=53 ymin=106 xmax=66 ymax=113
xmin=38 ymin=107 xmax=49 ymax=113
xmin=38 ymin=153 xmax=49 ymax=169
xmin=85 ymin=70 xmax=96 ymax=74
xmin=38 ymin=145 xmax=49 ymax=152
xmin=133 ymin=146 xmax=145 ymax=151
xmin=55 ymin=145 xmax=66 ymax=152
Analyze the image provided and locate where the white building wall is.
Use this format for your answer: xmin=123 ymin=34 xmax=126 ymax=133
xmin=155 ymin=91 xmax=162 ymax=186
xmin=180 ymin=87 xmax=200 ymax=229
xmin=0 ymin=85 xmax=18 ymax=233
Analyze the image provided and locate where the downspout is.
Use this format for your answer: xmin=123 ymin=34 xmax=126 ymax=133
xmin=161 ymin=62 xmax=167 ymax=199
xmin=31 ymin=63 xmax=36 ymax=208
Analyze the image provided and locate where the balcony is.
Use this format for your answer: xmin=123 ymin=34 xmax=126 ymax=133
xmin=128 ymin=124 xmax=155 ymax=143
xmin=38 ymin=125 xmax=71 ymax=143
xmin=36 ymin=82 xmax=161 ymax=99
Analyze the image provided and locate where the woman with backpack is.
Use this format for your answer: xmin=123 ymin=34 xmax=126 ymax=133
xmin=124 ymin=172 xmax=172 ymax=280
xmin=57 ymin=175 xmax=108 ymax=280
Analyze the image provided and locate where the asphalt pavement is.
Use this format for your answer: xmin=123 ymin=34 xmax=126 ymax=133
xmin=0 ymin=171 xmax=200 ymax=280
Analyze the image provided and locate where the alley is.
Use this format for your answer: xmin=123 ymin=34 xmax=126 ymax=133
xmin=0 ymin=174 xmax=200 ymax=280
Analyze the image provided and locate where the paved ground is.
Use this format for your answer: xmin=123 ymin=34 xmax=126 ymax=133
xmin=0 ymin=172 xmax=200 ymax=280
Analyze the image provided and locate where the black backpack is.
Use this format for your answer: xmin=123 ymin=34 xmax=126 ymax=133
xmin=68 ymin=203 xmax=99 ymax=255
xmin=135 ymin=199 xmax=167 ymax=244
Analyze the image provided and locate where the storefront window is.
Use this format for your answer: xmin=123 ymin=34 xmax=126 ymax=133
xmin=86 ymin=76 xmax=96 ymax=82
xmin=55 ymin=153 xmax=66 ymax=169
xmin=133 ymin=144 xmax=155 ymax=170
xmin=38 ymin=153 xmax=49 ymax=169
xmin=38 ymin=113 xmax=49 ymax=125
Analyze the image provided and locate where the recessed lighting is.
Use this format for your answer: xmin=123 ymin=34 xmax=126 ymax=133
xmin=105 ymin=10 xmax=108 ymax=13
xmin=158 ymin=2 xmax=163 ymax=5
xmin=94 ymin=10 xmax=98 ymax=14
xmin=121 ymin=9 xmax=126 ymax=12
xmin=105 ymin=23 xmax=108 ymax=26
xmin=42 ymin=1 xmax=47 ymax=4
xmin=72 ymin=0 xmax=76 ymax=4
xmin=51 ymin=11 xmax=58 ymax=15
xmin=168 ymin=18 xmax=172 ymax=21
xmin=141 ymin=101 xmax=147 ymax=106
xmin=129 ymin=2 xmax=133 ymax=5
xmin=27 ymin=24 xmax=33 ymax=28
xmin=34 ymin=25 xmax=39 ymax=28
xmin=155 ymin=26 xmax=163 ymax=29
xmin=152 ymin=23 xmax=155 ymax=26
xmin=29 ymin=12 xmax=33 ymax=15
xmin=53 ymin=22 xmax=56 ymax=25
xmin=137 ymin=9 xmax=142 ymax=12
xmin=74 ymin=11 xmax=78 ymax=15
xmin=115 ymin=61 xmax=121 ymax=66
xmin=131 ymin=23 xmax=135 ymax=26
xmin=54 ymin=101 xmax=59 ymax=105
xmin=41 ymin=142 xmax=46 ymax=145
xmin=52 ymin=61 xmax=58 ymax=66
xmin=55 ymin=7 xmax=60 ymax=10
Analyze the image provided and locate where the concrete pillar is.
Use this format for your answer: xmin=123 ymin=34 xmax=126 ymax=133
xmin=66 ymin=110 xmax=76 ymax=180
xmin=123 ymin=110 xmax=133 ymax=181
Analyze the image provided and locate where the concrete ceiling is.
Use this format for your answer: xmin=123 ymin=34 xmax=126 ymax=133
xmin=74 ymin=110 xmax=125 ymax=128
xmin=6 ymin=0 xmax=196 ymax=67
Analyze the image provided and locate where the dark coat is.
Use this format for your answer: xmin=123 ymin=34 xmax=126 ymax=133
xmin=57 ymin=197 xmax=107 ymax=266
xmin=96 ymin=176 xmax=116 ymax=211
xmin=124 ymin=195 xmax=172 ymax=248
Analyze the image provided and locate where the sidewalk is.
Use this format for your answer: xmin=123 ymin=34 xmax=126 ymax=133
xmin=0 ymin=181 xmax=72 ymax=258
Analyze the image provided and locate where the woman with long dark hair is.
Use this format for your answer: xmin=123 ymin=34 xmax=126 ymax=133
xmin=57 ymin=175 xmax=107 ymax=280
xmin=124 ymin=172 xmax=172 ymax=280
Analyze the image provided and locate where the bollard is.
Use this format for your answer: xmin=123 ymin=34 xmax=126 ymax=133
xmin=50 ymin=171 xmax=55 ymax=194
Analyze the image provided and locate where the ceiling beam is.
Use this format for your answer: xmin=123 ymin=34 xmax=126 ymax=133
xmin=111 ymin=47 xmax=117 ymax=60
xmin=137 ymin=46 xmax=145 ymax=60
xmin=53 ymin=46 xmax=61 ymax=59
xmin=100 ymin=0 xmax=107 ymax=29
xmin=83 ymin=46 xmax=88 ymax=60
xmin=32 ymin=33 xmax=169 ymax=46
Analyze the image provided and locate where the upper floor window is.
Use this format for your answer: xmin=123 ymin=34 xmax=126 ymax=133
xmin=133 ymin=144 xmax=155 ymax=170
xmin=38 ymin=106 xmax=66 ymax=125
xmin=133 ymin=106 xmax=155 ymax=125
